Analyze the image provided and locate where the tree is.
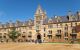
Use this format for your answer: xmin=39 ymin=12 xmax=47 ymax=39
xmin=8 ymin=28 xmax=21 ymax=42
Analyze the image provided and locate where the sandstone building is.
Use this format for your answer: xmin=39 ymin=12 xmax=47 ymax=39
xmin=0 ymin=5 xmax=80 ymax=42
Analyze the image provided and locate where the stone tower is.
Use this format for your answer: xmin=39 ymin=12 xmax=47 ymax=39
xmin=34 ymin=5 xmax=47 ymax=30
xmin=34 ymin=5 xmax=47 ymax=42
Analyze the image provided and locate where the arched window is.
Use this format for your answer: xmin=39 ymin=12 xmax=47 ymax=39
xmin=44 ymin=33 xmax=45 ymax=37
xmin=56 ymin=30 xmax=61 ymax=39
xmin=72 ymin=27 xmax=76 ymax=33
xmin=0 ymin=33 xmax=2 ymax=39
xmin=71 ymin=27 xmax=77 ymax=40
xmin=57 ymin=30 xmax=61 ymax=34
xmin=3 ymin=33 xmax=7 ymax=38
xmin=28 ymin=32 xmax=32 ymax=38
xmin=64 ymin=32 xmax=68 ymax=37
xmin=36 ymin=25 xmax=39 ymax=30
xmin=71 ymin=22 xmax=73 ymax=27
xmin=48 ymin=30 xmax=52 ymax=34
xmin=75 ymin=23 xmax=77 ymax=26
xmin=48 ymin=30 xmax=52 ymax=39
xmin=44 ymin=27 xmax=46 ymax=31
xmin=65 ymin=24 xmax=68 ymax=30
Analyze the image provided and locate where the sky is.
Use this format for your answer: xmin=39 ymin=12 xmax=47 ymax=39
xmin=0 ymin=0 xmax=80 ymax=23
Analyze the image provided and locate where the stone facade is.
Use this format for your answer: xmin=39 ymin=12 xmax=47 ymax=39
xmin=0 ymin=5 xmax=80 ymax=43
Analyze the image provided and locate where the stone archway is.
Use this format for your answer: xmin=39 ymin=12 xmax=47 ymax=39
xmin=36 ymin=33 xmax=42 ymax=43
xmin=37 ymin=33 xmax=41 ymax=40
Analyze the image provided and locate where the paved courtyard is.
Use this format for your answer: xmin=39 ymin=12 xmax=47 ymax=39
xmin=0 ymin=43 xmax=80 ymax=50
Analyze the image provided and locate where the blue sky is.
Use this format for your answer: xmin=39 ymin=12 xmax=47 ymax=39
xmin=0 ymin=0 xmax=80 ymax=23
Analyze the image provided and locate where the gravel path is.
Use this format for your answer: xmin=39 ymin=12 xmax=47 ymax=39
xmin=0 ymin=43 xmax=80 ymax=50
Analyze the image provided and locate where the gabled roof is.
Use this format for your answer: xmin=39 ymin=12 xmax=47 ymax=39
xmin=61 ymin=16 xmax=69 ymax=22
xmin=24 ymin=19 xmax=34 ymax=26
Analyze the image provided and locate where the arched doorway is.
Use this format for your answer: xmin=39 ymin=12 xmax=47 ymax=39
xmin=36 ymin=33 xmax=42 ymax=43
xmin=37 ymin=33 xmax=41 ymax=40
